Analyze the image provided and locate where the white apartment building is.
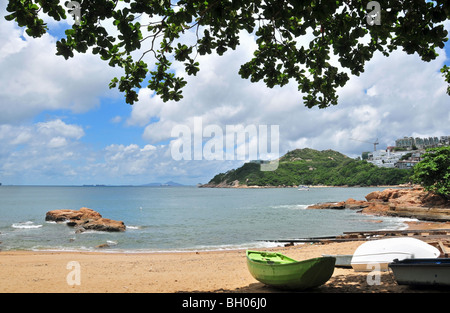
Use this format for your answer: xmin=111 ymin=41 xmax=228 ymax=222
xmin=367 ymin=149 xmax=410 ymax=168
xmin=364 ymin=136 xmax=449 ymax=169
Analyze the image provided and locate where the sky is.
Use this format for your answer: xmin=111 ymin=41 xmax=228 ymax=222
xmin=0 ymin=2 xmax=449 ymax=186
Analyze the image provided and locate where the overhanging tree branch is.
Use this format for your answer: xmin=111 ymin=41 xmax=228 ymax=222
xmin=4 ymin=0 xmax=450 ymax=106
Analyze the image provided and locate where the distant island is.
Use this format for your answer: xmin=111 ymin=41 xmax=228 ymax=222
xmin=201 ymin=148 xmax=412 ymax=188
xmin=140 ymin=181 xmax=185 ymax=187
xmin=81 ymin=181 xmax=185 ymax=187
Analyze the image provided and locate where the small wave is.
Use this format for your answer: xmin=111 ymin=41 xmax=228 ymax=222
xmin=378 ymin=216 xmax=420 ymax=231
xmin=126 ymin=225 xmax=141 ymax=230
xmin=270 ymin=204 xmax=310 ymax=210
xmin=12 ymin=221 xmax=43 ymax=229
xmin=31 ymin=246 xmax=95 ymax=252
xmin=13 ymin=240 xmax=288 ymax=254
xmin=182 ymin=241 xmax=285 ymax=252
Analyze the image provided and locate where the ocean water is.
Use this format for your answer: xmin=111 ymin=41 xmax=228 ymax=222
xmin=0 ymin=186 xmax=416 ymax=252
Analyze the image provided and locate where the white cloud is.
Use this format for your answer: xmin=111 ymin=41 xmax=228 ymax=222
xmin=0 ymin=119 xmax=84 ymax=147
xmin=0 ymin=119 xmax=87 ymax=184
xmin=110 ymin=116 xmax=122 ymax=124
xmin=47 ymin=136 xmax=68 ymax=148
xmin=0 ymin=20 xmax=27 ymax=60
xmin=101 ymin=143 xmax=160 ymax=176
xmin=37 ymin=119 xmax=85 ymax=140
xmin=0 ymin=3 xmax=121 ymax=124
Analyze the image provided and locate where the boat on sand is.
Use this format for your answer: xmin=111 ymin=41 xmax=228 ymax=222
xmin=246 ymin=250 xmax=335 ymax=290
xmin=322 ymin=254 xmax=352 ymax=268
xmin=351 ymin=237 xmax=440 ymax=271
xmin=389 ymin=258 xmax=450 ymax=287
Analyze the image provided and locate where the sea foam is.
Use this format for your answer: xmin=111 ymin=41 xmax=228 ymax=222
xmin=12 ymin=221 xmax=43 ymax=229
xmin=270 ymin=204 xmax=310 ymax=210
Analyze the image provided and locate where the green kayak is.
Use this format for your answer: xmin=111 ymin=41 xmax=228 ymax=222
xmin=246 ymin=250 xmax=336 ymax=290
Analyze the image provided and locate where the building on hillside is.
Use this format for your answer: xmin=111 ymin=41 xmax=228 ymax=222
xmin=395 ymin=160 xmax=418 ymax=169
xmin=367 ymin=148 xmax=427 ymax=169
xmin=440 ymin=136 xmax=450 ymax=146
xmin=395 ymin=136 xmax=450 ymax=150
xmin=367 ymin=149 xmax=410 ymax=168
xmin=364 ymin=136 xmax=448 ymax=169
xmin=394 ymin=151 xmax=423 ymax=169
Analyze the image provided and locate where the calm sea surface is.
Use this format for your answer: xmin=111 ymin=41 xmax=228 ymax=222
xmin=0 ymin=186 xmax=416 ymax=252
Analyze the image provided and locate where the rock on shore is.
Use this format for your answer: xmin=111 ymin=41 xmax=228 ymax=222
xmin=45 ymin=207 xmax=126 ymax=232
xmin=308 ymin=186 xmax=450 ymax=222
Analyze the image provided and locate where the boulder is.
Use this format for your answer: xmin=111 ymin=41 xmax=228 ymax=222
xmin=307 ymin=199 xmax=371 ymax=210
xmin=365 ymin=188 xmax=409 ymax=202
xmin=45 ymin=207 xmax=125 ymax=232
xmin=360 ymin=201 xmax=391 ymax=216
xmin=75 ymin=218 xmax=126 ymax=232
xmin=307 ymin=201 xmax=346 ymax=210
xmin=45 ymin=207 xmax=102 ymax=222
xmin=365 ymin=187 xmax=447 ymax=207
xmin=344 ymin=198 xmax=370 ymax=210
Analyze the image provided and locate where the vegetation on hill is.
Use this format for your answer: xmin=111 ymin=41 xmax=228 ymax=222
xmin=207 ymin=148 xmax=412 ymax=187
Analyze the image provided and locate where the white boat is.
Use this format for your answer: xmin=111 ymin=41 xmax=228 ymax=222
xmin=298 ymin=186 xmax=309 ymax=191
xmin=351 ymin=237 xmax=440 ymax=272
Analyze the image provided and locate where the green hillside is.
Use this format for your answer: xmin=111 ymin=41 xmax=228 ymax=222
xmin=206 ymin=148 xmax=412 ymax=187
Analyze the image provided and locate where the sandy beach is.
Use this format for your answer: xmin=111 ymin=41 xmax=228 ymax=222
xmin=1 ymin=221 xmax=449 ymax=294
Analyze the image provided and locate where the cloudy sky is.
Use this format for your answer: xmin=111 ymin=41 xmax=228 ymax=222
xmin=0 ymin=2 xmax=449 ymax=186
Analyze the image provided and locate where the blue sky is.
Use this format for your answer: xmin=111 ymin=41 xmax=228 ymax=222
xmin=0 ymin=2 xmax=449 ymax=186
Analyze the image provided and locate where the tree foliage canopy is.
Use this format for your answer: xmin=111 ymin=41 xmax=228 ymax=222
xmin=5 ymin=0 xmax=450 ymax=106
xmin=413 ymin=146 xmax=450 ymax=198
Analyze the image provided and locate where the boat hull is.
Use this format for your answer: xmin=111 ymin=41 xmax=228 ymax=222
xmin=351 ymin=237 xmax=440 ymax=272
xmin=246 ymin=251 xmax=335 ymax=290
xmin=322 ymin=254 xmax=353 ymax=268
xmin=389 ymin=258 xmax=450 ymax=286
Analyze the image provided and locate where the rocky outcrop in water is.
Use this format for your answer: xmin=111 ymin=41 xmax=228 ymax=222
xmin=307 ymin=187 xmax=450 ymax=222
xmin=307 ymin=198 xmax=369 ymax=210
xmin=45 ymin=207 xmax=126 ymax=232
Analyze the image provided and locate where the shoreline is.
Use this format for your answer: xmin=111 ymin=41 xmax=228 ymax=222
xmin=1 ymin=220 xmax=449 ymax=293
xmin=199 ymin=184 xmax=409 ymax=189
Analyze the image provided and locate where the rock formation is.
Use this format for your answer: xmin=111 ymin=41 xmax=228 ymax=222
xmin=45 ymin=207 xmax=126 ymax=232
xmin=364 ymin=187 xmax=450 ymax=222
xmin=307 ymin=186 xmax=450 ymax=222
xmin=307 ymin=198 xmax=369 ymax=211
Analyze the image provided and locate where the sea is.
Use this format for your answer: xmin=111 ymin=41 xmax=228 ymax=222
xmin=0 ymin=186 xmax=417 ymax=253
